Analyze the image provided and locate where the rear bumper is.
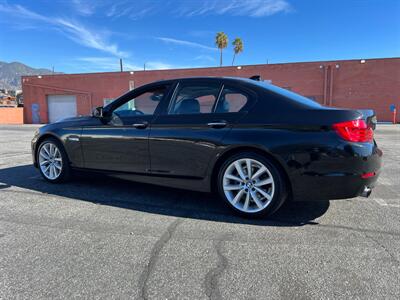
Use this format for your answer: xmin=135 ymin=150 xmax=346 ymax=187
xmin=289 ymin=141 xmax=382 ymax=201
xmin=292 ymin=171 xmax=380 ymax=201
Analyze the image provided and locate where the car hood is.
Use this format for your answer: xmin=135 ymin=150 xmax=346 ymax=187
xmin=41 ymin=115 xmax=98 ymax=132
xmin=56 ymin=115 xmax=93 ymax=123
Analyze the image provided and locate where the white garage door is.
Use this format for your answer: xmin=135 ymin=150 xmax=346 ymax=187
xmin=47 ymin=95 xmax=77 ymax=123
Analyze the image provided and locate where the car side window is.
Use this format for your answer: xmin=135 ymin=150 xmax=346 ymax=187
xmin=107 ymin=86 xmax=168 ymax=126
xmin=169 ymin=82 xmax=221 ymax=115
xmin=215 ymin=87 xmax=249 ymax=113
xmin=113 ymin=87 xmax=167 ymax=117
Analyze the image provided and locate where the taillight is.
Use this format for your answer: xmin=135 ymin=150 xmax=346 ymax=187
xmin=361 ymin=172 xmax=376 ymax=179
xmin=332 ymin=119 xmax=373 ymax=142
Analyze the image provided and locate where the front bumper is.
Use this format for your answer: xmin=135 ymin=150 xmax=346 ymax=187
xmin=31 ymin=132 xmax=39 ymax=168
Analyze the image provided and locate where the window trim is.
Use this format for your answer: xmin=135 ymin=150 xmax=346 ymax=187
xmin=166 ymin=82 xmax=180 ymax=114
xmin=160 ymin=80 xmax=257 ymax=116
xmin=211 ymin=84 xmax=224 ymax=113
xmin=166 ymin=81 xmax=224 ymax=115
xmin=213 ymin=84 xmax=252 ymax=114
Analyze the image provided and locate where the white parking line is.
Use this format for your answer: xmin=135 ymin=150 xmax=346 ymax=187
xmin=374 ymin=198 xmax=400 ymax=208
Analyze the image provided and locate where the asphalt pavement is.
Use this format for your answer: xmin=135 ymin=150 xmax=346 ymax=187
xmin=0 ymin=124 xmax=399 ymax=299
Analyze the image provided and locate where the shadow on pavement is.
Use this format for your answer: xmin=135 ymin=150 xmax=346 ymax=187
xmin=0 ymin=164 xmax=329 ymax=226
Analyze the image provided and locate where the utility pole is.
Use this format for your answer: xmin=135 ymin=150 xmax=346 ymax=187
xmin=120 ymin=58 xmax=123 ymax=72
xmin=52 ymin=66 xmax=54 ymax=74
xmin=143 ymin=63 xmax=146 ymax=71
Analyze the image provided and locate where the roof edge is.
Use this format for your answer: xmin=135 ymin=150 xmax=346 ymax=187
xmin=21 ymin=56 xmax=400 ymax=79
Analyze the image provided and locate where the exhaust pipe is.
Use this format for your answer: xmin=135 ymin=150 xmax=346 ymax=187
xmin=361 ymin=186 xmax=372 ymax=198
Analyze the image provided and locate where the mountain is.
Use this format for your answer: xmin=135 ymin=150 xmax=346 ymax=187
xmin=0 ymin=61 xmax=62 ymax=90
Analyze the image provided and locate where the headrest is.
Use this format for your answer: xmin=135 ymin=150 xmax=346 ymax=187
xmin=174 ymin=98 xmax=200 ymax=114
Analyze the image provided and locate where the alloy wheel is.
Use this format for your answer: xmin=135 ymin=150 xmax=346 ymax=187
xmin=38 ymin=142 xmax=63 ymax=180
xmin=222 ymin=158 xmax=275 ymax=213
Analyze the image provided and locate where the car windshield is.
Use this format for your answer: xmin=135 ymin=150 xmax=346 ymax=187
xmin=242 ymin=78 xmax=322 ymax=108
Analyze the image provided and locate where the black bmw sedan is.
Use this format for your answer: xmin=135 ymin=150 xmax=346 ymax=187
xmin=31 ymin=77 xmax=382 ymax=217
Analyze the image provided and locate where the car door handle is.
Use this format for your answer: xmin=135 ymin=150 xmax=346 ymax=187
xmin=67 ymin=135 xmax=80 ymax=142
xmin=132 ymin=121 xmax=149 ymax=129
xmin=207 ymin=121 xmax=228 ymax=128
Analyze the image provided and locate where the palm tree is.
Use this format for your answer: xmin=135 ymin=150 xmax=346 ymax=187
xmin=215 ymin=32 xmax=228 ymax=67
xmin=232 ymin=38 xmax=243 ymax=66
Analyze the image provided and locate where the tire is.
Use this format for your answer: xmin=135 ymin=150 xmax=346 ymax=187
xmin=37 ymin=137 xmax=71 ymax=183
xmin=217 ymin=152 xmax=288 ymax=218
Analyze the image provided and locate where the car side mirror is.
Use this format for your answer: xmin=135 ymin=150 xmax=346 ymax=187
xmin=92 ymin=106 xmax=104 ymax=118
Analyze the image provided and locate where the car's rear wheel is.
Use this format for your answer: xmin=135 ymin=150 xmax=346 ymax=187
xmin=217 ymin=152 xmax=287 ymax=218
xmin=37 ymin=138 xmax=70 ymax=183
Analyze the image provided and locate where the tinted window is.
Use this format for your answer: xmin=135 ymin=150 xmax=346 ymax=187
xmin=169 ymin=82 xmax=221 ymax=114
xmin=215 ymin=87 xmax=248 ymax=113
xmin=113 ymin=87 xmax=167 ymax=117
xmin=243 ymin=79 xmax=322 ymax=108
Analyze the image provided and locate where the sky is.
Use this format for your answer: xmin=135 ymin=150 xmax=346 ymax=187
xmin=0 ymin=0 xmax=399 ymax=73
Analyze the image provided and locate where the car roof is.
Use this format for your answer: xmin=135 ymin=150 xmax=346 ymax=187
xmin=140 ymin=76 xmax=322 ymax=109
xmin=148 ymin=76 xmax=254 ymax=85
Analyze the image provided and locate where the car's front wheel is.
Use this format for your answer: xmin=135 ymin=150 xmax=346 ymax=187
xmin=217 ymin=152 xmax=287 ymax=218
xmin=37 ymin=138 xmax=70 ymax=183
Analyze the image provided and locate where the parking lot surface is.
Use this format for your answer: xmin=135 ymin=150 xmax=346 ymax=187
xmin=0 ymin=124 xmax=399 ymax=299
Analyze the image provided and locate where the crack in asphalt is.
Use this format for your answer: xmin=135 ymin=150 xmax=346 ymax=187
xmin=364 ymin=233 xmax=400 ymax=265
xmin=137 ymin=218 xmax=182 ymax=300
xmin=204 ymin=234 xmax=232 ymax=300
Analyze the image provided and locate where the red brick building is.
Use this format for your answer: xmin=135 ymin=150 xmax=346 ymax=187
xmin=22 ymin=57 xmax=399 ymax=123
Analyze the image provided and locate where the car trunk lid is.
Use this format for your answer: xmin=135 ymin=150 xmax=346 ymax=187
xmin=356 ymin=109 xmax=377 ymax=130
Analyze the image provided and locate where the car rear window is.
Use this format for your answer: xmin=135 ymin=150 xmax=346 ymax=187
xmin=245 ymin=79 xmax=322 ymax=108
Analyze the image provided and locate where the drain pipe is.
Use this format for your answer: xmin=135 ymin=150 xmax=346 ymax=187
xmin=329 ymin=65 xmax=334 ymax=106
xmin=323 ymin=66 xmax=328 ymax=105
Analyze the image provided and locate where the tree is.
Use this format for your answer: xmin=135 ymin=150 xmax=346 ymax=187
xmin=232 ymin=37 xmax=243 ymax=66
xmin=215 ymin=32 xmax=228 ymax=67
